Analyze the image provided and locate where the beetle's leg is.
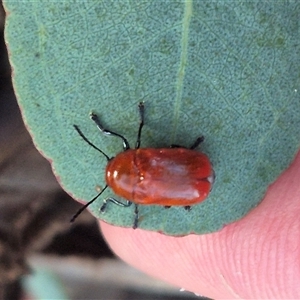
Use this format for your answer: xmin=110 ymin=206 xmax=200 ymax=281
xmin=133 ymin=204 xmax=139 ymax=229
xmin=70 ymin=185 xmax=109 ymax=222
xmin=164 ymin=205 xmax=171 ymax=209
xmin=100 ymin=197 xmax=132 ymax=213
xmin=169 ymin=126 xmax=203 ymax=149
xmin=189 ymin=136 xmax=204 ymax=149
xmin=184 ymin=206 xmax=191 ymax=211
xmin=171 ymin=136 xmax=204 ymax=149
xmin=101 ymin=198 xmax=139 ymax=229
xmin=90 ymin=112 xmax=130 ymax=151
xmin=135 ymin=102 xmax=145 ymax=149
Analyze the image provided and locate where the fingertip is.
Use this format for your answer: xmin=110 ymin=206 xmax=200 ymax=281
xmin=98 ymin=151 xmax=300 ymax=299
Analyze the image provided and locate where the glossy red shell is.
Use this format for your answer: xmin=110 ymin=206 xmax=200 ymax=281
xmin=105 ymin=148 xmax=213 ymax=206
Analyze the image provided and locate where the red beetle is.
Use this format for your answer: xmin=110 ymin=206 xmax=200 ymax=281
xmin=72 ymin=103 xmax=214 ymax=229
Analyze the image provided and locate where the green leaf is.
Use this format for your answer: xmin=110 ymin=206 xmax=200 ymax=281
xmin=4 ymin=1 xmax=300 ymax=235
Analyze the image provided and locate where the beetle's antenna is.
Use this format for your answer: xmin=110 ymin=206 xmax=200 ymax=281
xmin=73 ymin=125 xmax=110 ymax=161
xmin=70 ymin=185 xmax=109 ymax=222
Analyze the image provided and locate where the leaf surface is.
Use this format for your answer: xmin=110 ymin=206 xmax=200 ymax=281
xmin=4 ymin=1 xmax=300 ymax=235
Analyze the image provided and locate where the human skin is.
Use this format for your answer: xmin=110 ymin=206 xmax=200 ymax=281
xmin=100 ymin=150 xmax=300 ymax=299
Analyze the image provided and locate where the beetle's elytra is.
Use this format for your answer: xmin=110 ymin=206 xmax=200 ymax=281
xmin=72 ymin=102 xmax=214 ymax=229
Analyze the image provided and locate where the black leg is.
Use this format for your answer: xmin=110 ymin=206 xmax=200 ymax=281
xmin=135 ymin=102 xmax=145 ymax=149
xmin=189 ymin=136 xmax=204 ymax=149
xmin=90 ymin=112 xmax=130 ymax=151
xmin=170 ymin=144 xmax=183 ymax=148
xmin=100 ymin=198 xmax=139 ymax=229
xmin=133 ymin=204 xmax=139 ymax=229
xmin=100 ymin=197 xmax=132 ymax=213
xmin=170 ymin=136 xmax=204 ymax=150
xmin=184 ymin=206 xmax=191 ymax=211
